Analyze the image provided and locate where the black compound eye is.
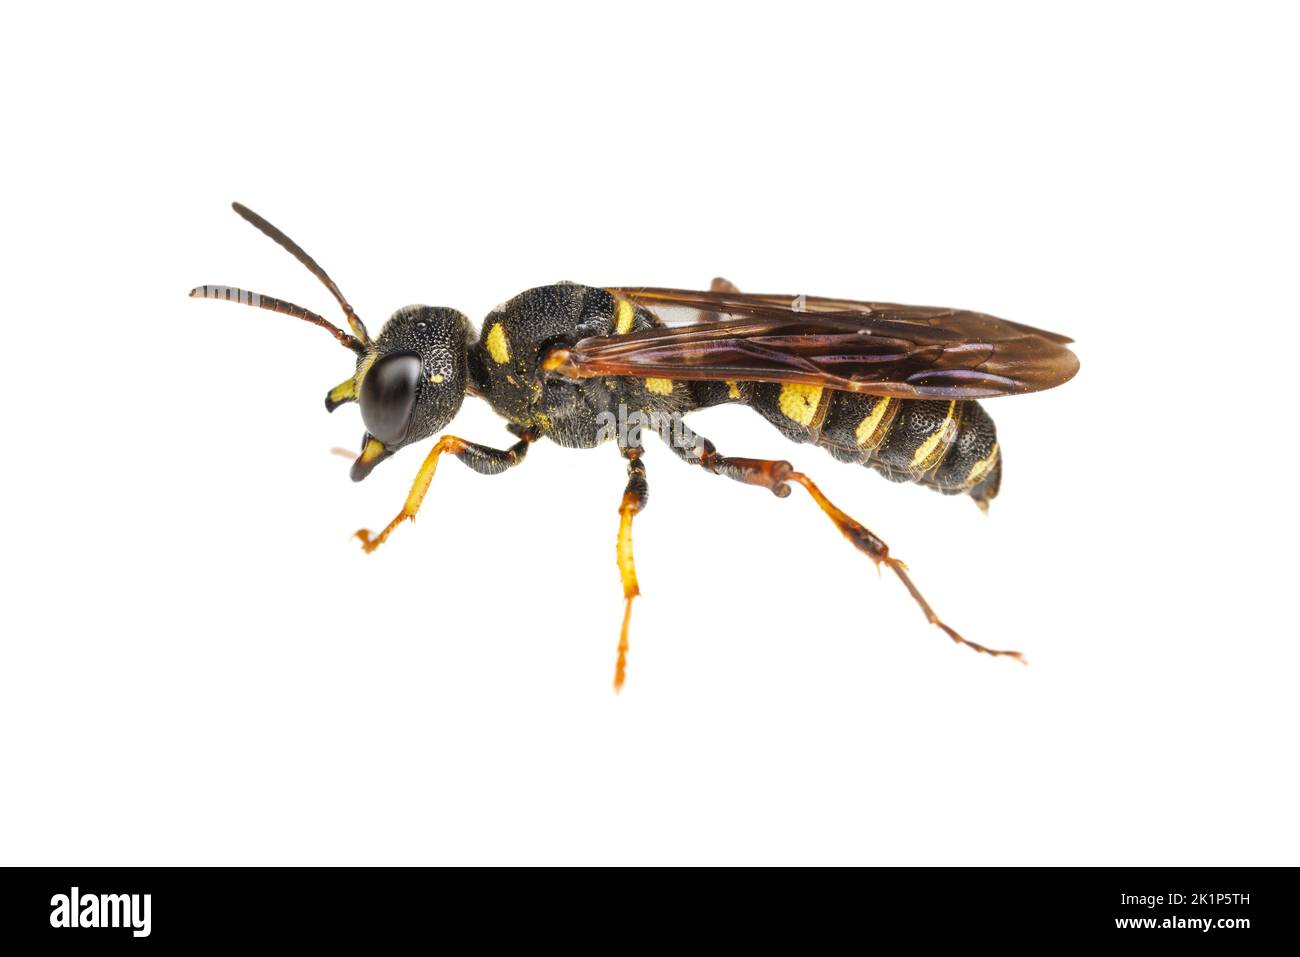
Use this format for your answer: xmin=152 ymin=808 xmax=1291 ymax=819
xmin=359 ymin=353 xmax=421 ymax=445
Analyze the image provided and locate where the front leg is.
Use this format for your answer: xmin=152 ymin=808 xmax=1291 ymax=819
xmin=355 ymin=431 xmax=537 ymax=553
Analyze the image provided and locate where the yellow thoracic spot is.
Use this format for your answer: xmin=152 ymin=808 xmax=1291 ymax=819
xmin=486 ymin=323 xmax=511 ymax=364
xmin=726 ymin=380 xmax=741 ymax=400
xmin=645 ymin=377 xmax=674 ymax=395
xmin=854 ymin=397 xmax=894 ymax=451
xmin=430 ymin=372 xmax=444 ymax=384
xmin=614 ymin=298 xmax=635 ymax=335
xmin=778 ymin=383 xmax=824 ymax=426
xmin=910 ymin=401 xmax=961 ymax=473
xmin=963 ymin=442 xmax=1000 ymax=489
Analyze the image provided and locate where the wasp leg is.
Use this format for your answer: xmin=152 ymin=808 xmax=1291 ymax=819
xmin=665 ymin=430 xmax=1026 ymax=664
xmin=355 ymin=431 xmax=538 ymax=553
xmin=613 ymin=444 xmax=648 ymax=692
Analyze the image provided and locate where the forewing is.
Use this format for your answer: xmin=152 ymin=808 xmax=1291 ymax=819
xmin=552 ymin=287 xmax=1079 ymax=399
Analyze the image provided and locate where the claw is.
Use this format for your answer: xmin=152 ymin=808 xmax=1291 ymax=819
xmin=354 ymin=514 xmax=407 ymax=553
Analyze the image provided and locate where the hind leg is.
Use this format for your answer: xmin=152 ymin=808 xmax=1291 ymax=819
xmin=663 ymin=427 xmax=1026 ymax=663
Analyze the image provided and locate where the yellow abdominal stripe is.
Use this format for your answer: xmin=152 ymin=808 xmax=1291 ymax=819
xmin=778 ymin=383 xmax=824 ymax=426
xmin=910 ymin=401 xmax=960 ymax=472
xmin=486 ymin=323 xmax=511 ymax=364
xmin=964 ymin=442 xmax=1000 ymax=488
xmin=854 ymin=398 xmax=893 ymax=450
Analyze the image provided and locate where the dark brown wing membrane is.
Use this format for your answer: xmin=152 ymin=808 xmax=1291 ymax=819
xmin=549 ymin=287 xmax=1078 ymax=399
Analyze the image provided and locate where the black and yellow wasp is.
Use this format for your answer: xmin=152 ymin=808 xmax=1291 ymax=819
xmin=192 ymin=203 xmax=1079 ymax=690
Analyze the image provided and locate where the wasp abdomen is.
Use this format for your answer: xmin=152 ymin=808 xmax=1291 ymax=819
xmin=747 ymin=384 xmax=1002 ymax=508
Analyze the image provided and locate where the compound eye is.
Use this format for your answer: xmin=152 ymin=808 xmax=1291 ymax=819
xmin=359 ymin=353 xmax=421 ymax=446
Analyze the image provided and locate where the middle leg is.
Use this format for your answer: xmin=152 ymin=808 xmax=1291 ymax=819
xmin=613 ymin=442 xmax=648 ymax=692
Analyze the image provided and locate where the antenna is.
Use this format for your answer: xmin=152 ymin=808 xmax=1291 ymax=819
xmin=187 ymin=284 xmax=364 ymax=354
xmin=229 ymin=202 xmax=370 ymax=344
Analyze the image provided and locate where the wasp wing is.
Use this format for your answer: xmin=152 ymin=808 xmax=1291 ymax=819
xmin=548 ymin=287 xmax=1078 ymax=399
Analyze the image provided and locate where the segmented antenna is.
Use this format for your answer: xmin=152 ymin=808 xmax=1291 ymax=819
xmin=188 ymin=284 xmax=364 ymax=354
xmin=230 ymin=202 xmax=370 ymax=345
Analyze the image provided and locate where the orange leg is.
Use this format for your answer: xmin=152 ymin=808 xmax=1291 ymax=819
xmin=613 ymin=448 xmax=647 ymax=692
xmin=355 ymin=432 xmax=535 ymax=553
xmin=683 ymin=442 xmax=1026 ymax=664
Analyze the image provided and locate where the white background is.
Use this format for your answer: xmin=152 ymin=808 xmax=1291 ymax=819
xmin=2 ymin=2 xmax=1296 ymax=865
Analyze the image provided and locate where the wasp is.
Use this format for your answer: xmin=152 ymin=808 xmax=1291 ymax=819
xmin=192 ymin=203 xmax=1079 ymax=690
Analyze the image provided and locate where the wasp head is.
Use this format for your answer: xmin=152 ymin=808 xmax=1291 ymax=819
xmin=330 ymin=305 xmax=474 ymax=480
xmin=190 ymin=203 xmax=475 ymax=482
